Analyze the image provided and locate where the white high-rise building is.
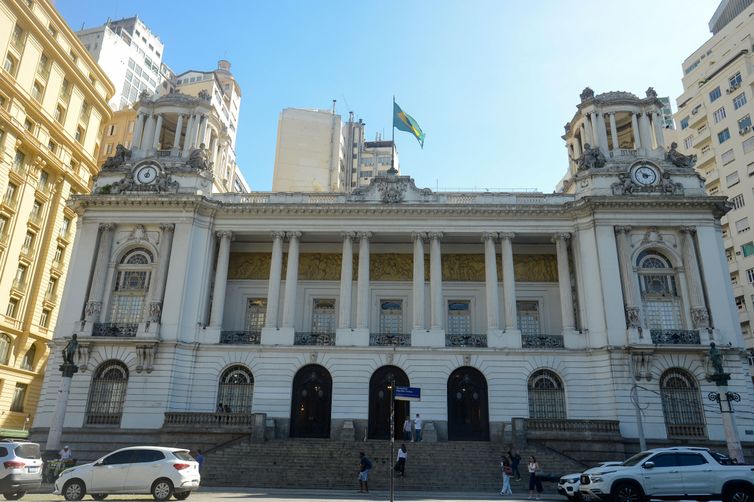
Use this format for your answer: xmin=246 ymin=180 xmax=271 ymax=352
xmin=77 ymin=17 xmax=165 ymax=111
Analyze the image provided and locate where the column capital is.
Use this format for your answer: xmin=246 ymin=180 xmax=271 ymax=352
xmin=216 ymin=230 xmax=233 ymax=240
xmin=159 ymin=223 xmax=175 ymax=232
xmin=340 ymin=231 xmax=357 ymax=240
xmin=551 ymin=232 xmax=571 ymax=243
xmin=411 ymin=231 xmax=427 ymax=241
xmin=271 ymin=231 xmax=286 ymax=240
xmin=99 ymin=223 xmax=115 ymax=232
xmin=614 ymin=225 xmax=632 ymax=234
xmin=286 ymin=231 xmax=302 ymax=239
xmin=481 ymin=232 xmax=498 ymax=242
xmin=356 ymin=231 xmax=373 ymax=239
xmin=680 ymin=225 xmax=697 ymax=235
xmin=499 ymin=232 xmax=515 ymax=240
xmin=427 ymin=231 xmax=444 ymax=240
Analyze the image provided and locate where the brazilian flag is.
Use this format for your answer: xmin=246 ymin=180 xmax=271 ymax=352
xmin=393 ymin=101 xmax=425 ymax=148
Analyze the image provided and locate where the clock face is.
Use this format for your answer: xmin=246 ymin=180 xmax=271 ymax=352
xmin=135 ymin=165 xmax=158 ymax=184
xmin=632 ymin=165 xmax=658 ymax=185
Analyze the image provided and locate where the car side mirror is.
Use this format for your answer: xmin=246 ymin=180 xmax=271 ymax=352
xmin=642 ymin=461 xmax=655 ymax=469
xmin=94 ymin=461 xmax=103 ymax=466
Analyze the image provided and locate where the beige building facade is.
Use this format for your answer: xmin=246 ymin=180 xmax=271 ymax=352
xmin=674 ymin=0 xmax=754 ymax=375
xmin=0 ymin=0 xmax=113 ymax=433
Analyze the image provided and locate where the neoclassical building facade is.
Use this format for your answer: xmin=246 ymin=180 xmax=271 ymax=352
xmin=33 ymin=89 xmax=754 ymax=449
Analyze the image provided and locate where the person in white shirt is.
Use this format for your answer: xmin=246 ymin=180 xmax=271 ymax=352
xmin=394 ymin=444 xmax=407 ymax=477
xmin=402 ymin=417 xmax=412 ymax=441
xmin=413 ymin=414 xmax=423 ymax=442
xmin=59 ymin=445 xmax=72 ymax=460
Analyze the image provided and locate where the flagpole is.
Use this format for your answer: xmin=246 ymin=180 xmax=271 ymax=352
xmin=391 ymin=96 xmax=396 ymax=173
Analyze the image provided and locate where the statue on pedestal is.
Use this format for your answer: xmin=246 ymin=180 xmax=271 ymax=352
xmin=577 ymin=143 xmax=607 ymax=170
xmin=666 ymin=142 xmax=697 ymax=168
xmin=188 ymin=143 xmax=211 ymax=171
xmin=62 ymin=334 xmax=78 ymax=366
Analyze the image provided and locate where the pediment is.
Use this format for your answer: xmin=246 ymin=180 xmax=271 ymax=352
xmin=348 ymin=173 xmax=435 ymax=203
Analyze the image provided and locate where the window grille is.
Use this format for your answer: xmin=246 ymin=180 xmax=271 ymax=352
xmin=217 ymin=365 xmax=253 ymax=413
xmin=447 ymin=301 xmax=471 ymax=335
xmin=244 ymin=299 xmax=266 ymax=332
xmin=0 ymin=335 xmax=11 ymax=365
xmin=311 ymin=299 xmax=336 ymax=335
xmin=379 ymin=300 xmax=403 ymax=334
xmin=660 ymin=368 xmax=706 ymax=438
xmin=528 ymin=369 xmax=566 ymax=419
xmin=86 ymin=361 xmax=128 ymax=425
xmin=517 ymin=301 xmax=540 ymax=335
xmin=637 ymin=251 xmax=683 ymax=330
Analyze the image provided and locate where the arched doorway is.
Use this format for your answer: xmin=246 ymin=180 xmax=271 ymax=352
xmin=290 ymin=364 xmax=332 ymax=438
xmin=447 ymin=367 xmax=489 ymax=441
xmin=368 ymin=366 xmax=410 ymax=440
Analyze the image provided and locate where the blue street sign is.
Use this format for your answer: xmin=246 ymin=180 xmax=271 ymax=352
xmin=394 ymin=386 xmax=421 ymax=401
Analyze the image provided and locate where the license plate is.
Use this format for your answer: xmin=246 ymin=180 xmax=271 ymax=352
xmin=28 ymin=466 xmax=39 ymax=473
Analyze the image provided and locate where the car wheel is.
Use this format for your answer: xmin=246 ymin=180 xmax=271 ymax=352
xmin=91 ymin=495 xmax=109 ymax=501
xmin=2 ymin=492 xmax=25 ymax=501
xmin=152 ymin=478 xmax=174 ymax=501
xmin=63 ymin=479 xmax=86 ymax=501
xmin=611 ymin=482 xmax=645 ymax=502
xmin=173 ymin=492 xmax=191 ymax=500
xmin=724 ymin=486 xmax=754 ymax=502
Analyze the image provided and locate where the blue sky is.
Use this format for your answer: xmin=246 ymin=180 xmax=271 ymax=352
xmin=58 ymin=0 xmax=716 ymax=192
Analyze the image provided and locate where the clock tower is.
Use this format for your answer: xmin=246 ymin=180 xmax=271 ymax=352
xmin=557 ymin=87 xmax=706 ymax=198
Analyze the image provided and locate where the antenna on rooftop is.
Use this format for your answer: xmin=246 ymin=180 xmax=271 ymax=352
xmin=332 ymin=100 xmax=336 ymax=114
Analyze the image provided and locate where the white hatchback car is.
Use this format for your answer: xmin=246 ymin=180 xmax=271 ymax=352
xmin=558 ymin=461 xmax=622 ymax=501
xmin=54 ymin=446 xmax=200 ymax=501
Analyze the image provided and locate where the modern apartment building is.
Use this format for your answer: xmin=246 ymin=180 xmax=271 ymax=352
xmin=272 ymin=107 xmax=399 ymax=193
xmin=674 ymin=0 xmax=754 ymax=374
xmin=77 ymin=16 xmax=164 ymax=111
xmin=0 ymin=0 xmax=113 ymax=433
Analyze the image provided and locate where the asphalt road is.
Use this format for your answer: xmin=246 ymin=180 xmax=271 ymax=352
xmin=17 ymin=487 xmax=565 ymax=501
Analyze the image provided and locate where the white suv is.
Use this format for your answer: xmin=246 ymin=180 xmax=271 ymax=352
xmin=54 ymin=446 xmax=200 ymax=501
xmin=0 ymin=440 xmax=42 ymax=500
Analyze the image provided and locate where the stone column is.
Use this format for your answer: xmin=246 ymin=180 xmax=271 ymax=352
xmin=572 ymin=139 xmax=582 ymax=159
xmin=609 ymin=112 xmax=619 ymax=152
xmin=639 ymin=112 xmax=653 ymax=153
xmin=483 ymin=232 xmax=500 ymax=332
xmin=209 ymin=231 xmax=232 ymax=328
xmin=338 ymin=232 xmax=355 ymax=329
xmin=147 ymin=224 xmax=175 ymax=326
xmin=595 ymin=112 xmax=609 ymax=156
xmin=500 ymin=232 xmax=519 ymax=333
xmin=579 ymin=123 xmax=587 ymax=150
xmin=46 ymin=356 xmax=78 ymax=453
xmin=132 ymin=112 xmax=146 ymax=149
xmin=181 ymin=114 xmax=196 ymax=157
xmin=631 ymin=113 xmax=641 ymax=150
xmin=281 ymin=231 xmax=301 ymax=329
xmin=142 ymin=114 xmax=156 ymax=152
xmin=264 ymin=231 xmax=285 ymax=328
xmin=584 ymin=113 xmax=594 ymax=146
xmin=84 ymin=224 xmax=116 ymax=325
xmin=680 ymin=226 xmax=710 ymax=329
xmin=553 ymin=233 xmax=575 ymax=333
xmin=172 ymin=114 xmax=184 ymax=152
xmin=412 ymin=232 xmax=426 ymax=330
xmin=152 ymin=113 xmax=163 ymax=151
xmin=615 ymin=226 xmax=641 ymax=333
xmin=653 ymin=111 xmax=665 ymax=149
xmin=198 ymin=115 xmax=208 ymax=147
xmin=428 ymin=232 xmax=444 ymax=330
xmin=356 ymin=232 xmax=372 ymax=330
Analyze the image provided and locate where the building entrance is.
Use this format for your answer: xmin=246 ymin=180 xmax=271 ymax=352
xmin=368 ymin=365 xmax=409 ymax=440
xmin=447 ymin=367 xmax=489 ymax=441
xmin=290 ymin=364 xmax=332 ymax=438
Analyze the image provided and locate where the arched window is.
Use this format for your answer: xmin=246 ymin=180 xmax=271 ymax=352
xmin=217 ymin=365 xmax=253 ymax=413
xmin=0 ymin=334 xmax=12 ymax=365
xmin=637 ymin=250 xmax=682 ymax=330
xmin=109 ymin=248 xmax=153 ymax=325
xmin=660 ymin=368 xmax=706 ymax=438
xmin=86 ymin=360 xmax=129 ymax=425
xmin=20 ymin=344 xmax=36 ymax=371
xmin=528 ymin=369 xmax=566 ymax=419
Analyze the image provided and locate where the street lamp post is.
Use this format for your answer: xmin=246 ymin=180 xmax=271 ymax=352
xmin=388 ymin=379 xmax=395 ymax=502
xmin=706 ymin=342 xmax=744 ymax=464
xmin=46 ymin=335 xmax=78 ymax=456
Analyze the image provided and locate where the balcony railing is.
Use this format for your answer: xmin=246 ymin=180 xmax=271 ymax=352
xmin=294 ymin=332 xmax=335 ymax=346
xmin=164 ymin=412 xmax=254 ymax=428
xmin=522 ymin=334 xmax=564 ymax=349
xmin=220 ymin=331 xmax=261 ymax=344
xmin=44 ymin=291 xmax=57 ymax=304
xmin=19 ymin=245 xmax=34 ymax=259
xmin=85 ymin=413 xmax=122 ymax=426
xmin=11 ymin=161 xmax=27 ymax=176
xmin=11 ymin=279 xmax=27 ymax=292
xmin=445 ymin=333 xmax=488 ymax=347
xmin=649 ymin=329 xmax=700 ymax=345
xmin=370 ymin=333 xmax=411 ymax=347
xmin=2 ymin=194 xmax=18 ymax=210
xmin=92 ymin=323 xmax=138 ymax=337
xmin=667 ymin=423 xmax=707 ymax=438
xmin=526 ymin=418 xmax=620 ymax=434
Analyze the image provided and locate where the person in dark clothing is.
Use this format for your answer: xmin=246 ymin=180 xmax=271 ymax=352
xmin=358 ymin=451 xmax=372 ymax=493
xmin=508 ymin=449 xmax=522 ymax=481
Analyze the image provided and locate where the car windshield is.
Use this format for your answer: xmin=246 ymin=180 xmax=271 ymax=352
xmin=14 ymin=443 xmax=40 ymax=459
xmin=709 ymin=451 xmax=737 ymax=465
xmin=621 ymin=452 xmax=653 ymax=466
xmin=173 ymin=451 xmax=194 ymax=461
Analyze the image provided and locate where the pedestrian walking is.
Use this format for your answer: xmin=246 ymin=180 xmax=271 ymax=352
xmin=508 ymin=449 xmax=522 ymax=481
xmin=500 ymin=455 xmax=513 ymax=495
xmin=527 ymin=455 xmax=543 ymax=500
xmin=413 ymin=413 xmax=423 ymax=442
xmin=358 ymin=451 xmax=372 ymax=493
xmin=195 ymin=449 xmax=205 ymax=473
xmin=394 ymin=443 xmax=407 ymax=477
xmin=59 ymin=445 xmax=72 ymax=460
xmin=402 ymin=417 xmax=412 ymax=441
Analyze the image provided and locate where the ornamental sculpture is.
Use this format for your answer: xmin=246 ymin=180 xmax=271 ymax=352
xmin=577 ymin=143 xmax=606 ymax=170
xmin=188 ymin=143 xmax=212 ymax=171
xmin=62 ymin=334 xmax=78 ymax=365
xmin=102 ymin=144 xmax=132 ymax=170
xmin=645 ymin=87 xmax=658 ymax=98
xmin=666 ymin=142 xmax=697 ymax=168
xmin=580 ymin=87 xmax=595 ymax=102
xmin=376 ymin=179 xmax=407 ymax=203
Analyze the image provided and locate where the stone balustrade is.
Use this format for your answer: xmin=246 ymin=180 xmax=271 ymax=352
xmin=163 ymin=412 xmax=254 ymax=428
xmin=526 ymin=418 xmax=620 ymax=434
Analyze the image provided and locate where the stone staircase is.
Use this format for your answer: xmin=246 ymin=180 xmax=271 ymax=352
xmin=202 ymin=438 xmax=589 ymax=491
